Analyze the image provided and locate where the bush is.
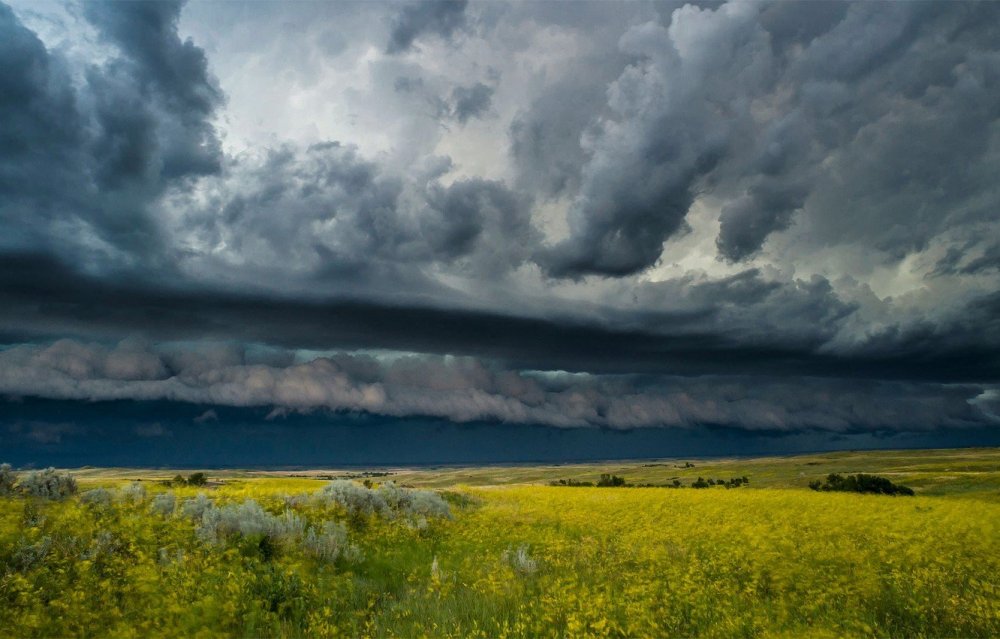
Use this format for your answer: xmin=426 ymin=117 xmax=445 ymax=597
xmin=187 ymin=472 xmax=208 ymax=486
xmin=377 ymin=481 xmax=451 ymax=519
xmin=0 ymin=463 xmax=16 ymax=495
xmin=317 ymin=480 xmax=389 ymax=518
xmin=596 ymin=474 xmax=627 ymax=487
xmin=809 ymin=473 xmax=914 ymax=496
xmin=194 ymin=499 xmax=305 ymax=547
xmin=150 ymin=492 xmax=176 ymax=515
xmin=549 ymin=478 xmax=594 ymax=487
xmin=502 ymin=545 xmax=538 ymax=575
xmin=18 ymin=468 xmax=77 ymax=500
xmin=118 ymin=482 xmax=147 ymax=504
xmin=181 ymin=493 xmax=213 ymax=519
xmin=80 ymin=488 xmax=113 ymax=506
xmin=316 ymin=480 xmax=451 ymax=520
xmin=302 ymin=521 xmax=352 ymax=563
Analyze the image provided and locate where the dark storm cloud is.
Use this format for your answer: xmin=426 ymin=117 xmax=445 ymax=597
xmin=0 ymin=0 xmax=222 ymax=264
xmin=386 ymin=0 xmax=468 ymax=54
xmin=170 ymin=142 xmax=532 ymax=279
xmin=1 ymin=253 xmax=999 ymax=384
xmin=535 ymin=1 xmax=1000 ymax=276
xmin=83 ymin=0 xmax=222 ymax=181
xmin=2 ymin=1 xmax=1000 ymax=437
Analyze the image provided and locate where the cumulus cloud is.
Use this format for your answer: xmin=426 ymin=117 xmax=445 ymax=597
xmin=0 ymin=339 xmax=996 ymax=433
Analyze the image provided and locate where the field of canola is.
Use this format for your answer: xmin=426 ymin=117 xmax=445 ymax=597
xmin=1 ymin=458 xmax=999 ymax=638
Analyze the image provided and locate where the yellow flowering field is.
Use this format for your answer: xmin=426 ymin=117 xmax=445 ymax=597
xmin=1 ymin=460 xmax=998 ymax=638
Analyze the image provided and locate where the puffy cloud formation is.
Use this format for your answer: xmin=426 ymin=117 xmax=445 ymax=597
xmin=0 ymin=339 xmax=996 ymax=432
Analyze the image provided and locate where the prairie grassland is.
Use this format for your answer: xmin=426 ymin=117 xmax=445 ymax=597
xmin=68 ymin=446 xmax=1000 ymax=499
xmin=1 ymin=449 xmax=999 ymax=638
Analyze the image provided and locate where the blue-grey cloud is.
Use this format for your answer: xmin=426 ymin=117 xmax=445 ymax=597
xmin=386 ymin=0 xmax=468 ymax=54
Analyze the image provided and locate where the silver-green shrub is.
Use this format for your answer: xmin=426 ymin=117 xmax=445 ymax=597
xmin=117 ymin=482 xmax=146 ymax=504
xmin=194 ymin=499 xmax=305 ymax=545
xmin=317 ymin=480 xmax=450 ymax=520
xmin=149 ymin=492 xmax=176 ymax=515
xmin=302 ymin=520 xmax=349 ymax=563
xmin=317 ymin=480 xmax=389 ymax=517
xmin=181 ymin=492 xmax=213 ymax=519
xmin=18 ymin=468 xmax=77 ymax=500
xmin=80 ymin=487 xmax=113 ymax=506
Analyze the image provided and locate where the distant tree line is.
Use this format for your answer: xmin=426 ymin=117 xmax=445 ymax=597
xmin=549 ymin=474 xmax=750 ymax=489
xmin=808 ymin=473 xmax=914 ymax=496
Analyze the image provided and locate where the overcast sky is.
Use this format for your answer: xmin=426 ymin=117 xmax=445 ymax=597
xmin=2 ymin=0 xmax=999 ymax=461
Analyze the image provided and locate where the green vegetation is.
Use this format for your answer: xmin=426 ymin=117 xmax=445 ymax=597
xmin=1 ymin=448 xmax=998 ymax=637
xmin=809 ymin=473 xmax=914 ymax=496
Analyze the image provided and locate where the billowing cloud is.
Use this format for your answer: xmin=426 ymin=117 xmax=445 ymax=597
xmin=537 ymin=1 xmax=1000 ymax=274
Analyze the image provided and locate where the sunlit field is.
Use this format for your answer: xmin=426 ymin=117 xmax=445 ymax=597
xmin=2 ymin=448 xmax=999 ymax=638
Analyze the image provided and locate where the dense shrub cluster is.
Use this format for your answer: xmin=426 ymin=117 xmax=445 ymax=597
xmin=17 ymin=468 xmax=78 ymax=500
xmin=597 ymin=474 xmax=627 ymax=487
xmin=178 ymin=494 xmax=362 ymax=563
xmin=549 ymin=478 xmax=595 ymax=487
xmin=0 ymin=464 xmax=16 ymax=495
xmin=692 ymin=476 xmax=749 ymax=489
xmin=809 ymin=473 xmax=914 ymax=496
xmin=551 ymin=475 xmax=750 ymax=489
xmin=195 ymin=499 xmax=306 ymax=545
xmin=316 ymin=480 xmax=451 ymax=520
xmin=167 ymin=472 xmax=208 ymax=487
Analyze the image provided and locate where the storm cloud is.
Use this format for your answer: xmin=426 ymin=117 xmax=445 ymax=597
xmin=1 ymin=0 xmax=999 ymax=444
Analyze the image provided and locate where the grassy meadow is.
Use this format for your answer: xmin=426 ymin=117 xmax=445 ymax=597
xmin=1 ymin=448 xmax=999 ymax=637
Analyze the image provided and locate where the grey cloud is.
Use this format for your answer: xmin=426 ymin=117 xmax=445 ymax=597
xmin=716 ymin=180 xmax=808 ymax=261
xmin=171 ymin=141 xmax=533 ymax=280
xmin=534 ymin=1 xmax=1000 ymax=275
xmin=540 ymin=7 xmax=771 ymax=277
xmin=0 ymin=0 xmax=222 ymax=265
xmin=421 ymin=178 xmax=535 ymax=274
xmin=0 ymin=339 xmax=995 ymax=432
xmin=449 ymin=82 xmax=493 ymax=123
xmin=386 ymin=0 xmax=468 ymax=54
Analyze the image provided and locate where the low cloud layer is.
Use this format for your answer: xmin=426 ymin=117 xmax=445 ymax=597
xmin=1 ymin=339 xmax=996 ymax=433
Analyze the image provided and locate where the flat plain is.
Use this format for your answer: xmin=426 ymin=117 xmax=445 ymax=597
xmin=2 ymin=447 xmax=998 ymax=637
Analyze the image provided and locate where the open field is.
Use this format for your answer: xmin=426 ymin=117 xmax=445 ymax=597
xmin=2 ymin=448 xmax=999 ymax=637
xmin=70 ymin=446 xmax=1000 ymax=499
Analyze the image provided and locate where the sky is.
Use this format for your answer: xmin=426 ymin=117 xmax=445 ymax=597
xmin=2 ymin=0 xmax=999 ymax=466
